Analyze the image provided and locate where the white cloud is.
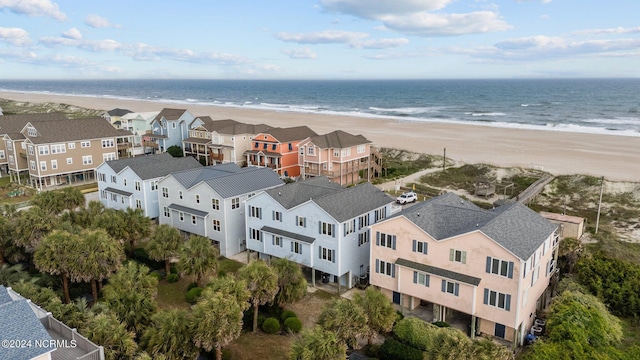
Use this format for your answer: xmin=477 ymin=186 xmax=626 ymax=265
xmin=277 ymin=30 xmax=369 ymax=44
xmin=85 ymin=14 xmax=121 ymax=28
xmin=350 ymin=38 xmax=409 ymax=49
xmin=78 ymin=39 xmax=123 ymax=52
xmin=516 ymin=0 xmax=552 ymax=3
xmin=0 ymin=0 xmax=67 ymax=20
xmin=572 ymin=26 xmax=640 ymax=36
xmin=320 ymin=0 xmax=451 ymax=18
xmin=281 ymin=47 xmax=317 ymax=59
xmin=495 ymin=35 xmax=564 ymax=50
xmin=0 ymin=27 xmax=31 ymax=46
xmin=62 ymin=27 xmax=82 ymax=40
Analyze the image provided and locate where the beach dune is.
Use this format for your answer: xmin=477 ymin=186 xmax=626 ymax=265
xmin=1 ymin=91 xmax=638 ymax=182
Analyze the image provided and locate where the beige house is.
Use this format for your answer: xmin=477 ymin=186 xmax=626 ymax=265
xmin=369 ymin=192 xmax=558 ymax=349
xmin=539 ymin=211 xmax=586 ymax=239
xmin=17 ymin=117 xmax=133 ymax=190
xmin=298 ymin=130 xmax=374 ymax=186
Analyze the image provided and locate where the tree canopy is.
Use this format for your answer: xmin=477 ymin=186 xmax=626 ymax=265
xmin=238 ymin=260 xmax=278 ymax=332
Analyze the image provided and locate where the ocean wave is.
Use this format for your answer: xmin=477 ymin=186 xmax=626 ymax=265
xmin=582 ymin=117 xmax=640 ymax=126
xmin=368 ymin=106 xmax=444 ymax=114
xmin=464 ymin=112 xmax=506 ymax=117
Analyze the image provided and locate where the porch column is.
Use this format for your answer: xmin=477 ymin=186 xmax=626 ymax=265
xmin=311 ymin=268 xmax=316 ymax=287
xmin=470 ymin=316 xmax=477 ymax=339
xmin=337 ymin=275 xmax=341 ymax=296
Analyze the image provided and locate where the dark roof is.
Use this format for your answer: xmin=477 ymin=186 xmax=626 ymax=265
xmin=26 ymin=117 xmax=132 ymax=144
xmin=217 ymin=122 xmax=274 ymax=135
xmin=261 ymin=226 xmax=315 ymax=244
xmin=197 ymin=118 xmax=240 ymax=132
xmin=170 ymin=163 xmax=284 ymax=198
xmin=104 ymin=187 xmax=133 ymax=197
xmin=105 ymin=153 xmax=202 ymax=180
xmin=154 ymin=108 xmax=188 ymax=122
xmin=183 ymin=137 xmax=212 ymax=144
xmin=264 ymin=177 xmax=392 ymax=222
xmin=263 ymin=126 xmax=317 ymax=143
xmin=396 ymin=258 xmax=482 ymax=286
xmin=107 ymin=108 xmax=132 ymax=116
xmin=168 ymin=203 xmax=209 ymax=217
xmin=309 ymin=130 xmax=370 ymax=149
xmin=391 ymin=192 xmax=557 ymax=260
xmin=0 ymin=299 xmax=54 ymax=360
xmin=0 ymin=113 xmax=69 ymax=138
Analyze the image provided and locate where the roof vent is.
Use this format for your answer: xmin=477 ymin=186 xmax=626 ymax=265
xmin=278 ymin=191 xmax=281 ymax=196
xmin=416 ymin=212 xmax=420 ymax=217
xmin=476 ymin=223 xmax=479 ymax=227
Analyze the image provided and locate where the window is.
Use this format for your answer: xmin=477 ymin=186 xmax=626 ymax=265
xmin=28 ymin=146 xmax=33 ymax=155
xmin=291 ymin=241 xmax=302 ymax=254
xmin=484 ymin=289 xmax=511 ymax=311
xmin=307 ymin=146 xmax=314 ymax=155
xmin=121 ymin=196 xmax=125 ymax=204
xmin=342 ymin=148 xmax=351 ymax=156
xmin=334 ymin=149 xmax=339 ymax=157
xmin=358 ymin=232 xmax=369 ymax=246
xmin=66 ymin=158 xmax=72 ymax=165
xmin=254 ymin=142 xmax=259 ymax=148
xmin=68 ymin=142 xmax=76 ymax=149
xmin=50 ymin=144 xmax=66 ymax=154
xmin=249 ymin=228 xmax=262 ymax=242
xmin=343 ymin=219 xmax=356 ymax=235
xmin=40 ymin=161 xmax=47 ymax=171
xmin=103 ymin=153 xmax=116 ymax=162
xmin=179 ymin=212 xmax=184 ymax=222
xmin=288 ymin=143 xmax=293 ymax=151
xmin=296 ymin=216 xmax=307 ymax=228
xmin=151 ymin=181 xmax=158 ymax=191
xmin=136 ymin=199 xmax=142 ymax=209
xmin=232 ymin=197 xmax=240 ymax=209
xmin=319 ymin=221 xmax=335 ymax=237
xmin=30 ymin=160 xmax=36 ymax=170
xmin=51 ymin=159 xmax=57 ymax=170
xmin=81 ymin=141 xmax=90 ymax=148
xmin=263 ymin=143 xmax=267 ymax=150
xmin=98 ymin=173 xmax=105 ymax=182
xmin=123 ymin=179 xmax=127 ymax=187
xmin=299 ymin=147 xmax=304 ymax=155
xmin=450 ymin=249 xmax=467 ymax=264
xmin=319 ymin=246 xmax=335 ymax=263
xmin=82 ymin=155 xmax=92 ymax=165
xmin=27 ymin=127 xmax=37 ymax=137
xmin=102 ymin=139 xmax=115 ymax=148
xmin=442 ymin=280 xmax=460 ymax=296
xmin=191 ymin=215 xmax=197 ymax=225
xmin=375 ymin=259 xmax=395 ymax=277
xmin=413 ymin=271 xmax=430 ymax=287
xmin=412 ymin=240 xmax=428 ymax=255
xmin=374 ymin=207 xmax=386 ymax=222
xmin=272 ymin=144 xmax=276 ymax=151
xmin=135 ymin=181 xmax=141 ymax=191
xmin=195 ymin=194 xmax=200 ymax=204
xmin=357 ymin=144 xmax=366 ymax=153
xmin=486 ymin=257 xmax=514 ymax=278
xmin=249 ymin=206 xmax=262 ymax=219
xmin=111 ymin=175 xmax=117 ymax=183
xmin=163 ymin=207 xmax=170 ymax=217
xmin=8 ymin=155 xmax=13 ymax=165
xmin=111 ymin=193 xmax=117 ymax=201
xmin=210 ymin=198 xmax=219 ymax=210
xmin=376 ymin=232 xmax=396 ymax=249
xmin=272 ymin=236 xmax=282 ymax=247
xmin=212 ymin=219 xmax=221 ymax=231
xmin=38 ymin=146 xmax=49 ymax=155
xmin=161 ymin=187 xmax=168 ymax=198
xmin=101 ymin=190 xmax=107 ymax=199
xmin=358 ymin=214 xmax=369 ymax=229
xmin=272 ymin=211 xmax=282 ymax=222
xmin=531 ymin=266 xmax=540 ymax=286
xmin=179 ymin=191 xmax=183 ymax=200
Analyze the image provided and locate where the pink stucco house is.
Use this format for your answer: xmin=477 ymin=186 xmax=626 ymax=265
xmin=369 ymin=193 xmax=559 ymax=348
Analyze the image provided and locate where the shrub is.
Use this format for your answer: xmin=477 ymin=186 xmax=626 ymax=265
xmin=363 ymin=344 xmax=381 ymax=358
xmin=280 ymin=310 xmax=297 ymax=321
xmin=262 ymin=317 xmax=280 ymax=334
xmin=169 ymin=266 xmax=178 ymax=274
xmin=167 ymin=273 xmax=179 ymax=283
xmin=150 ymin=270 xmax=164 ymax=281
xmin=393 ymin=317 xmax=438 ymax=351
xmin=283 ymin=317 xmax=302 ymax=333
xmin=186 ymin=282 xmax=198 ymax=291
xmin=186 ymin=287 xmax=203 ymax=304
xmin=433 ymin=321 xmax=451 ymax=328
xmin=379 ymin=339 xmax=422 ymax=360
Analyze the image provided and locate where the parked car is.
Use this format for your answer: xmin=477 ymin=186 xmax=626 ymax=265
xmin=396 ymin=191 xmax=417 ymax=204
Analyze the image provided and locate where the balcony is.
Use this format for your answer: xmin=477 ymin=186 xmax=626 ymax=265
xmin=210 ymin=153 xmax=224 ymax=162
xmin=117 ymin=142 xmax=132 ymax=150
xmin=18 ymin=149 xmax=28 ymax=159
xmin=143 ymin=141 xmax=159 ymax=149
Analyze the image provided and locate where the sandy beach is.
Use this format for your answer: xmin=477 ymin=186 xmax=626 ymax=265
xmin=1 ymin=91 xmax=638 ymax=182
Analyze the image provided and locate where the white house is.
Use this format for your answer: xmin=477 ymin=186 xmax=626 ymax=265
xmin=158 ymin=163 xmax=284 ymax=257
xmin=97 ymin=153 xmax=201 ymax=218
xmin=245 ymin=176 xmax=394 ymax=292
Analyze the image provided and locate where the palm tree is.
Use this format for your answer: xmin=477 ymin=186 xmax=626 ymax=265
xmin=121 ymin=208 xmax=151 ymax=254
xmin=141 ymin=309 xmax=198 ymax=360
xmin=191 ymin=289 xmax=244 ymax=360
xmin=289 ymin=326 xmax=347 ymax=360
xmin=238 ymin=260 xmax=278 ymax=332
xmin=72 ymin=229 xmax=125 ymax=302
xmin=59 ymin=186 xmax=86 ymax=211
xmin=207 ymin=275 xmax=250 ymax=311
xmin=146 ymin=224 xmax=183 ymax=278
xmin=13 ymin=206 xmax=58 ymax=253
xmin=272 ymin=258 xmax=307 ymax=306
xmin=178 ymin=235 xmax=219 ymax=287
xmin=65 ymin=200 xmax=105 ymax=228
xmin=85 ymin=312 xmax=138 ymax=360
xmin=33 ymin=230 xmax=79 ymax=303
xmin=0 ymin=215 xmax=20 ymax=265
xmin=318 ymin=297 xmax=368 ymax=349
xmin=353 ymin=287 xmax=396 ymax=345
xmin=102 ymin=261 xmax=158 ymax=335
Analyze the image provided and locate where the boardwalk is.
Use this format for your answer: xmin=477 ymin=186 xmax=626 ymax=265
xmin=516 ymin=175 xmax=554 ymax=205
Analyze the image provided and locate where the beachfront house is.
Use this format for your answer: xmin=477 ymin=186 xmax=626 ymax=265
xmin=298 ymin=130 xmax=373 ymax=186
xmin=183 ymin=117 xmax=273 ymax=166
xmin=103 ymin=108 xmax=133 ymax=129
xmin=118 ymin=111 xmax=160 ymax=156
xmin=144 ymin=108 xmax=200 ymax=154
xmin=245 ymin=176 xmax=394 ymax=292
xmin=244 ymin=126 xmax=318 ymax=178
xmin=96 ymin=153 xmax=201 ymax=218
xmin=158 ymin=163 xmax=284 ymax=257
xmin=369 ymin=192 xmax=558 ymax=348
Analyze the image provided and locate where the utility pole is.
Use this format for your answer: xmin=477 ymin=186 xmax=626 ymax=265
xmin=595 ymin=176 xmax=605 ymax=234
xmin=443 ymin=147 xmax=446 ymax=171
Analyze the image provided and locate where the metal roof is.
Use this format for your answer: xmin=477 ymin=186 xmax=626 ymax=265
xmin=105 ymin=153 xmax=202 ymax=180
xmin=104 ymin=187 xmax=133 ymax=197
xmin=261 ymin=226 xmax=316 ymax=244
xmin=168 ymin=203 xmax=209 ymax=217
xmin=396 ymin=258 xmax=482 ymax=286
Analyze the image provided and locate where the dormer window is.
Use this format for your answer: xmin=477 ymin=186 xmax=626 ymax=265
xmin=27 ymin=127 xmax=37 ymax=137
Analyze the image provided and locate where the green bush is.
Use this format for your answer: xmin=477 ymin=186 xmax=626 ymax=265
xmin=363 ymin=344 xmax=381 ymax=358
xmin=167 ymin=273 xmax=179 ymax=283
xmin=186 ymin=282 xmax=198 ymax=291
xmin=150 ymin=270 xmax=164 ymax=281
xmin=186 ymin=287 xmax=203 ymax=304
xmin=169 ymin=266 xmax=178 ymax=274
xmin=283 ymin=317 xmax=302 ymax=333
xmin=379 ymin=339 xmax=422 ymax=360
xmin=280 ymin=310 xmax=297 ymax=321
xmin=393 ymin=317 xmax=437 ymax=351
xmin=433 ymin=321 xmax=451 ymax=328
xmin=262 ymin=317 xmax=280 ymax=334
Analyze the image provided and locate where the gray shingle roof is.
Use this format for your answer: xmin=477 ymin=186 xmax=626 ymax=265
xmin=170 ymin=163 xmax=284 ymax=198
xmin=154 ymin=108 xmax=188 ymax=122
xmin=0 ymin=285 xmax=13 ymax=305
xmin=26 ymin=117 xmax=132 ymax=144
xmin=197 ymin=117 xmax=240 ymax=132
xmin=107 ymin=108 xmax=132 ymax=116
xmin=0 ymin=300 xmax=54 ymax=360
xmin=262 ymin=126 xmax=318 ymax=142
xmin=308 ymin=130 xmax=370 ymax=149
xmin=0 ymin=113 xmax=69 ymax=138
xmin=265 ymin=177 xmax=393 ymax=222
xmin=396 ymin=258 xmax=482 ymax=286
xmin=261 ymin=226 xmax=316 ymax=244
xmin=168 ymin=203 xmax=209 ymax=217
xmin=392 ymin=192 xmax=557 ymax=260
xmin=105 ymin=153 xmax=202 ymax=180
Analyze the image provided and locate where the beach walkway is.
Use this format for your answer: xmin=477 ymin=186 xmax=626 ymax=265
xmin=374 ymin=162 xmax=461 ymax=193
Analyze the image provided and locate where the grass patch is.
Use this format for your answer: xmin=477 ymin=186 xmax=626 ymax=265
xmin=619 ymin=317 xmax=640 ymax=351
xmin=420 ymin=164 xmax=492 ymax=192
xmin=372 ymin=148 xmax=439 ymax=184
xmin=156 ymin=276 xmax=192 ymax=310
xmin=217 ymin=257 xmax=244 ymax=275
xmin=586 ymin=232 xmax=640 ymax=264
xmin=226 ymin=331 xmax=293 ymax=360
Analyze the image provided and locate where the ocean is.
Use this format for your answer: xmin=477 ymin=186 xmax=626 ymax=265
xmin=1 ymin=79 xmax=639 ymax=137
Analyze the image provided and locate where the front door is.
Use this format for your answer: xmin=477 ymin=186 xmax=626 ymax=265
xmin=494 ymin=323 xmax=506 ymax=338
xmin=392 ymin=291 xmax=401 ymax=305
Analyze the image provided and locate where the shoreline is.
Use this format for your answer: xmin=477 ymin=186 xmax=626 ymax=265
xmin=1 ymin=90 xmax=639 ymax=182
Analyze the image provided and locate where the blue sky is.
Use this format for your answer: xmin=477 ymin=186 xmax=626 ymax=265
xmin=0 ymin=0 xmax=638 ymax=79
